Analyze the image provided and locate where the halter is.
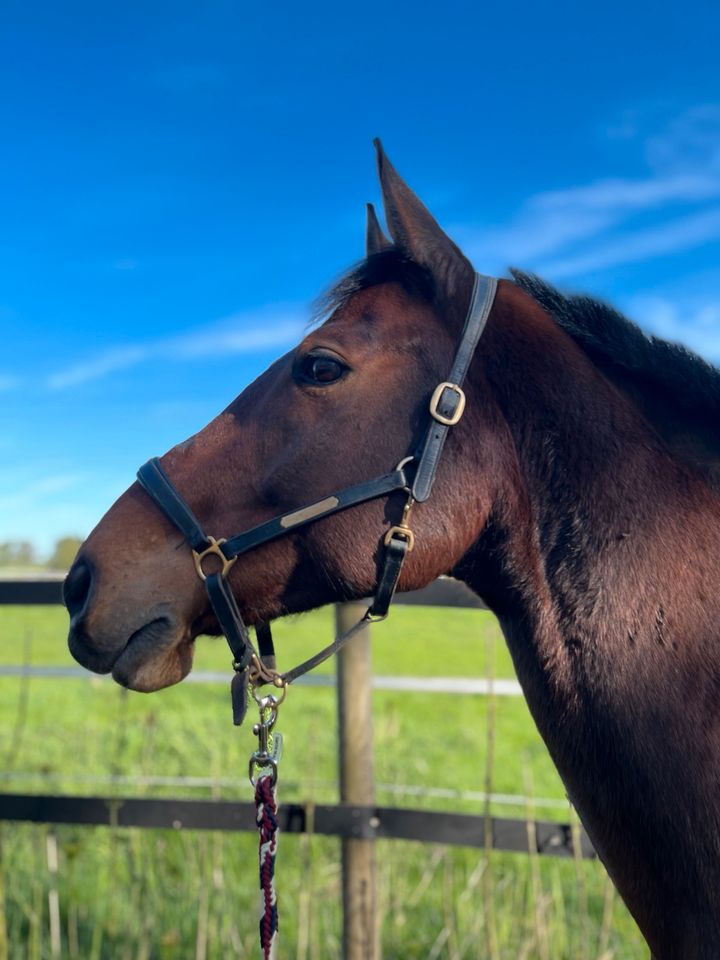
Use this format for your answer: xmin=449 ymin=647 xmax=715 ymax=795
xmin=136 ymin=273 xmax=497 ymax=725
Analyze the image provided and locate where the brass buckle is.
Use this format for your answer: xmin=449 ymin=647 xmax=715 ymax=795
xmin=192 ymin=537 xmax=237 ymax=582
xmin=384 ymin=525 xmax=415 ymax=552
xmin=429 ymin=382 xmax=466 ymax=426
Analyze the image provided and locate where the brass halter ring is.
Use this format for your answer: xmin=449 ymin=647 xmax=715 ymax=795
xmin=192 ymin=537 xmax=237 ymax=582
xmin=248 ymin=654 xmax=288 ymax=703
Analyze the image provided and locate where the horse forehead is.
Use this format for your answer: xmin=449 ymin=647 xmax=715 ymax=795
xmin=322 ymin=283 xmax=433 ymax=341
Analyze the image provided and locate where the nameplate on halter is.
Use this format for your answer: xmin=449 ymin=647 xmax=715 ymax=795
xmin=280 ymin=497 xmax=340 ymax=528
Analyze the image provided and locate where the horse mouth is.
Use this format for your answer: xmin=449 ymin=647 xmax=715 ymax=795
xmin=68 ymin=613 xmax=195 ymax=693
xmin=109 ymin=617 xmax=195 ymax=692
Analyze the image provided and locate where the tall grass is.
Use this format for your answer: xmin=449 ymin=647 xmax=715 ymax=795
xmin=0 ymin=825 xmax=648 ymax=959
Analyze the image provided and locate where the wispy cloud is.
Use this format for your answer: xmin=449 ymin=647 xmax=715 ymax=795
xmin=49 ymin=346 xmax=148 ymax=390
xmin=459 ymin=172 xmax=720 ymax=272
xmin=47 ymin=307 xmax=304 ymax=390
xmin=538 ymin=206 xmax=720 ymax=278
xmin=459 ymin=105 xmax=720 ymax=279
xmin=164 ymin=319 xmax=302 ymax=359
xmin=537 ymin=173 xmax=720 ymax=212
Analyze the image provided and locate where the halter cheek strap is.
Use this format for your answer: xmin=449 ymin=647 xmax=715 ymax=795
xmin=412 ymin=274 xmax=497 ymax=501
xmin=136 ymin=272 xmax=498 ymax=723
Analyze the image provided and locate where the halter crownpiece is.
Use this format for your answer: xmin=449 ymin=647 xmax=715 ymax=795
xmin=136 ymin=272 xmax=497 ymax=724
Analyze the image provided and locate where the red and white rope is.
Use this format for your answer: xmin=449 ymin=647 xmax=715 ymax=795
xmin=255 ymin=773 xmax=279 ymax=959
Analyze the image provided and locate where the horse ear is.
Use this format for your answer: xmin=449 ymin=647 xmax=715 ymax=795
xmin=365 ymin=203 xmax=393 ymax=256
xmin=374 ymin=138 xmax=473 ymax=306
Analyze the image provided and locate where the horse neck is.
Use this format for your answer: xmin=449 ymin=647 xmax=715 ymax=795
xmin=457 ymin=290 xmax=720 ymax=952
xmin=465 ymin=289 xmax=719 ymax=688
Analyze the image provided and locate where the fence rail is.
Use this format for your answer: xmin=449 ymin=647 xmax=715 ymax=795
xmin=0 ymin=793 xmax=594 ymax=859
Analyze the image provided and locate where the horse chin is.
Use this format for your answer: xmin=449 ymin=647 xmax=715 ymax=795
xmin=110 ymin=619 xmax=194 ymax=692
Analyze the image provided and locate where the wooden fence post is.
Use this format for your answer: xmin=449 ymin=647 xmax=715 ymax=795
xmin=335 ymin=602 xmax=379 ymax=960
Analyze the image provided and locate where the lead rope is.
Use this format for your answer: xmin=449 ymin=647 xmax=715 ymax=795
xmin=256 ymin=775 xmax=279 ymax=958
xmin=249 ymin=690 xmax=284 ymax=959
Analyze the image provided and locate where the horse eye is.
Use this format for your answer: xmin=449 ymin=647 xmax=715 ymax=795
xmin=297 ymin=354 xmax=347 ymax=385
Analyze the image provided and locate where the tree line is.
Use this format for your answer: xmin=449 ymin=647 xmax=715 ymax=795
xmin=0 ymin=538 xmax=83 ymax=571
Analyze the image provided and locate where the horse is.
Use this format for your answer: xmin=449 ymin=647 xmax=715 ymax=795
xmin=63 ymin=142 xmax=720 ymax=959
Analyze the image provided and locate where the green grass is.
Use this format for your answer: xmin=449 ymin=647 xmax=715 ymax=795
xmin=0 ymin=604 xmax=648 ymax=958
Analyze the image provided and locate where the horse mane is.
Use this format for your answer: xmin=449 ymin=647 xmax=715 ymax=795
xmin=511 ymin=269 xmax=720 ymax=488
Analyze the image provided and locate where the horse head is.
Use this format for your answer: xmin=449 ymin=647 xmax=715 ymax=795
xmin=64 ymin=143 xmax=509 ymax=692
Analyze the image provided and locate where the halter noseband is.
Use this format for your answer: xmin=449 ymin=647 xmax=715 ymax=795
xmin=136 ymin=273 xmax=497 ymax=724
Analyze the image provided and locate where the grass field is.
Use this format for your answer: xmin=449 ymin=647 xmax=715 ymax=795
xmin=0 ymin=604 xmax=648 ymax=958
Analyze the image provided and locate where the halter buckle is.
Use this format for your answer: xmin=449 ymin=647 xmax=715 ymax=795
xmin=192 ymin=537 xmax=237 ymax=582
xmin=384 ymin=525 xmax=415 ymax=552
xmin=383 ymin=497 xmax=415 ymax=552
xmin=429 ymin=382 xmax=466 ymax=426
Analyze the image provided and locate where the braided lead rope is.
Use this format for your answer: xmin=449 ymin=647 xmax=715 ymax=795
xmin=255 ymin=772 xmax=280 ymax=959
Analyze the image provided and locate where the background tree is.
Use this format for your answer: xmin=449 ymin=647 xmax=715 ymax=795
xmin=46 ymin=537 xmax=83 ymax=571
xmin=0 ymin=541 xmax=37 ymax=567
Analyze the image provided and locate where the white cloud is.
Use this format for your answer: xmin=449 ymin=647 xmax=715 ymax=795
xmin=458 ymin=205 xmax=619 ymax=267
xmin=48 ymin=345 xmax=148 ymax=390
xmin=536 ymin=173 xmax=720 ymax=213
xmin=459 ymin=172 xmax=720 ymax=273
xmin=165 ymin=319 xmax=302 ymax=360
xmin=459 ymin=104 xmax=720 ymax=279
xmin=47 ymin=307 xmax=304 ymax=390
xmin=538 ymin=206 xmax=720 ymax=279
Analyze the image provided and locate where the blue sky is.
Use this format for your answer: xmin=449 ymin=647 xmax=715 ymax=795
xmin=1 ymin=0 xmax=719 ymax=556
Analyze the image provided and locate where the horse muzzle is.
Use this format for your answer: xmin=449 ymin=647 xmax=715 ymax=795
xmin=64 ymin=554 xmax=194 ymax=691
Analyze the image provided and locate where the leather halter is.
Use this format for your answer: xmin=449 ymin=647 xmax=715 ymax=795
xmin=137 ymin=273 xmax=497 ymax=724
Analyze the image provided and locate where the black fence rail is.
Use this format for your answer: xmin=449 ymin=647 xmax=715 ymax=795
xmin=0 ymin=793 xmax=594 ymax=859
xmin=0 ymin=576 xmax=67 ymax=605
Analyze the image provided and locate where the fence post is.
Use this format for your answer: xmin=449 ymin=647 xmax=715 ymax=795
xmin=335 ymin=602 xmax=379 ymax=960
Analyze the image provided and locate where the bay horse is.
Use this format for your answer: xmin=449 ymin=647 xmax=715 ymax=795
xmin=64 ymin=142 xmax=720 ymax=959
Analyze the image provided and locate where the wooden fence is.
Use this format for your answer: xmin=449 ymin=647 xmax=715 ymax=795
xmin=1 ymin=576 xmax=593 ymax=959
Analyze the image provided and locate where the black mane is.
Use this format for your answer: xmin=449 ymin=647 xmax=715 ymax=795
xmin=512 ymin=269 xmax=720 ymax=486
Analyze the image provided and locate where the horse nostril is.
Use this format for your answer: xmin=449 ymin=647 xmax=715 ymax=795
xmin=63 ymin=556 xmax=93 ymax=620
